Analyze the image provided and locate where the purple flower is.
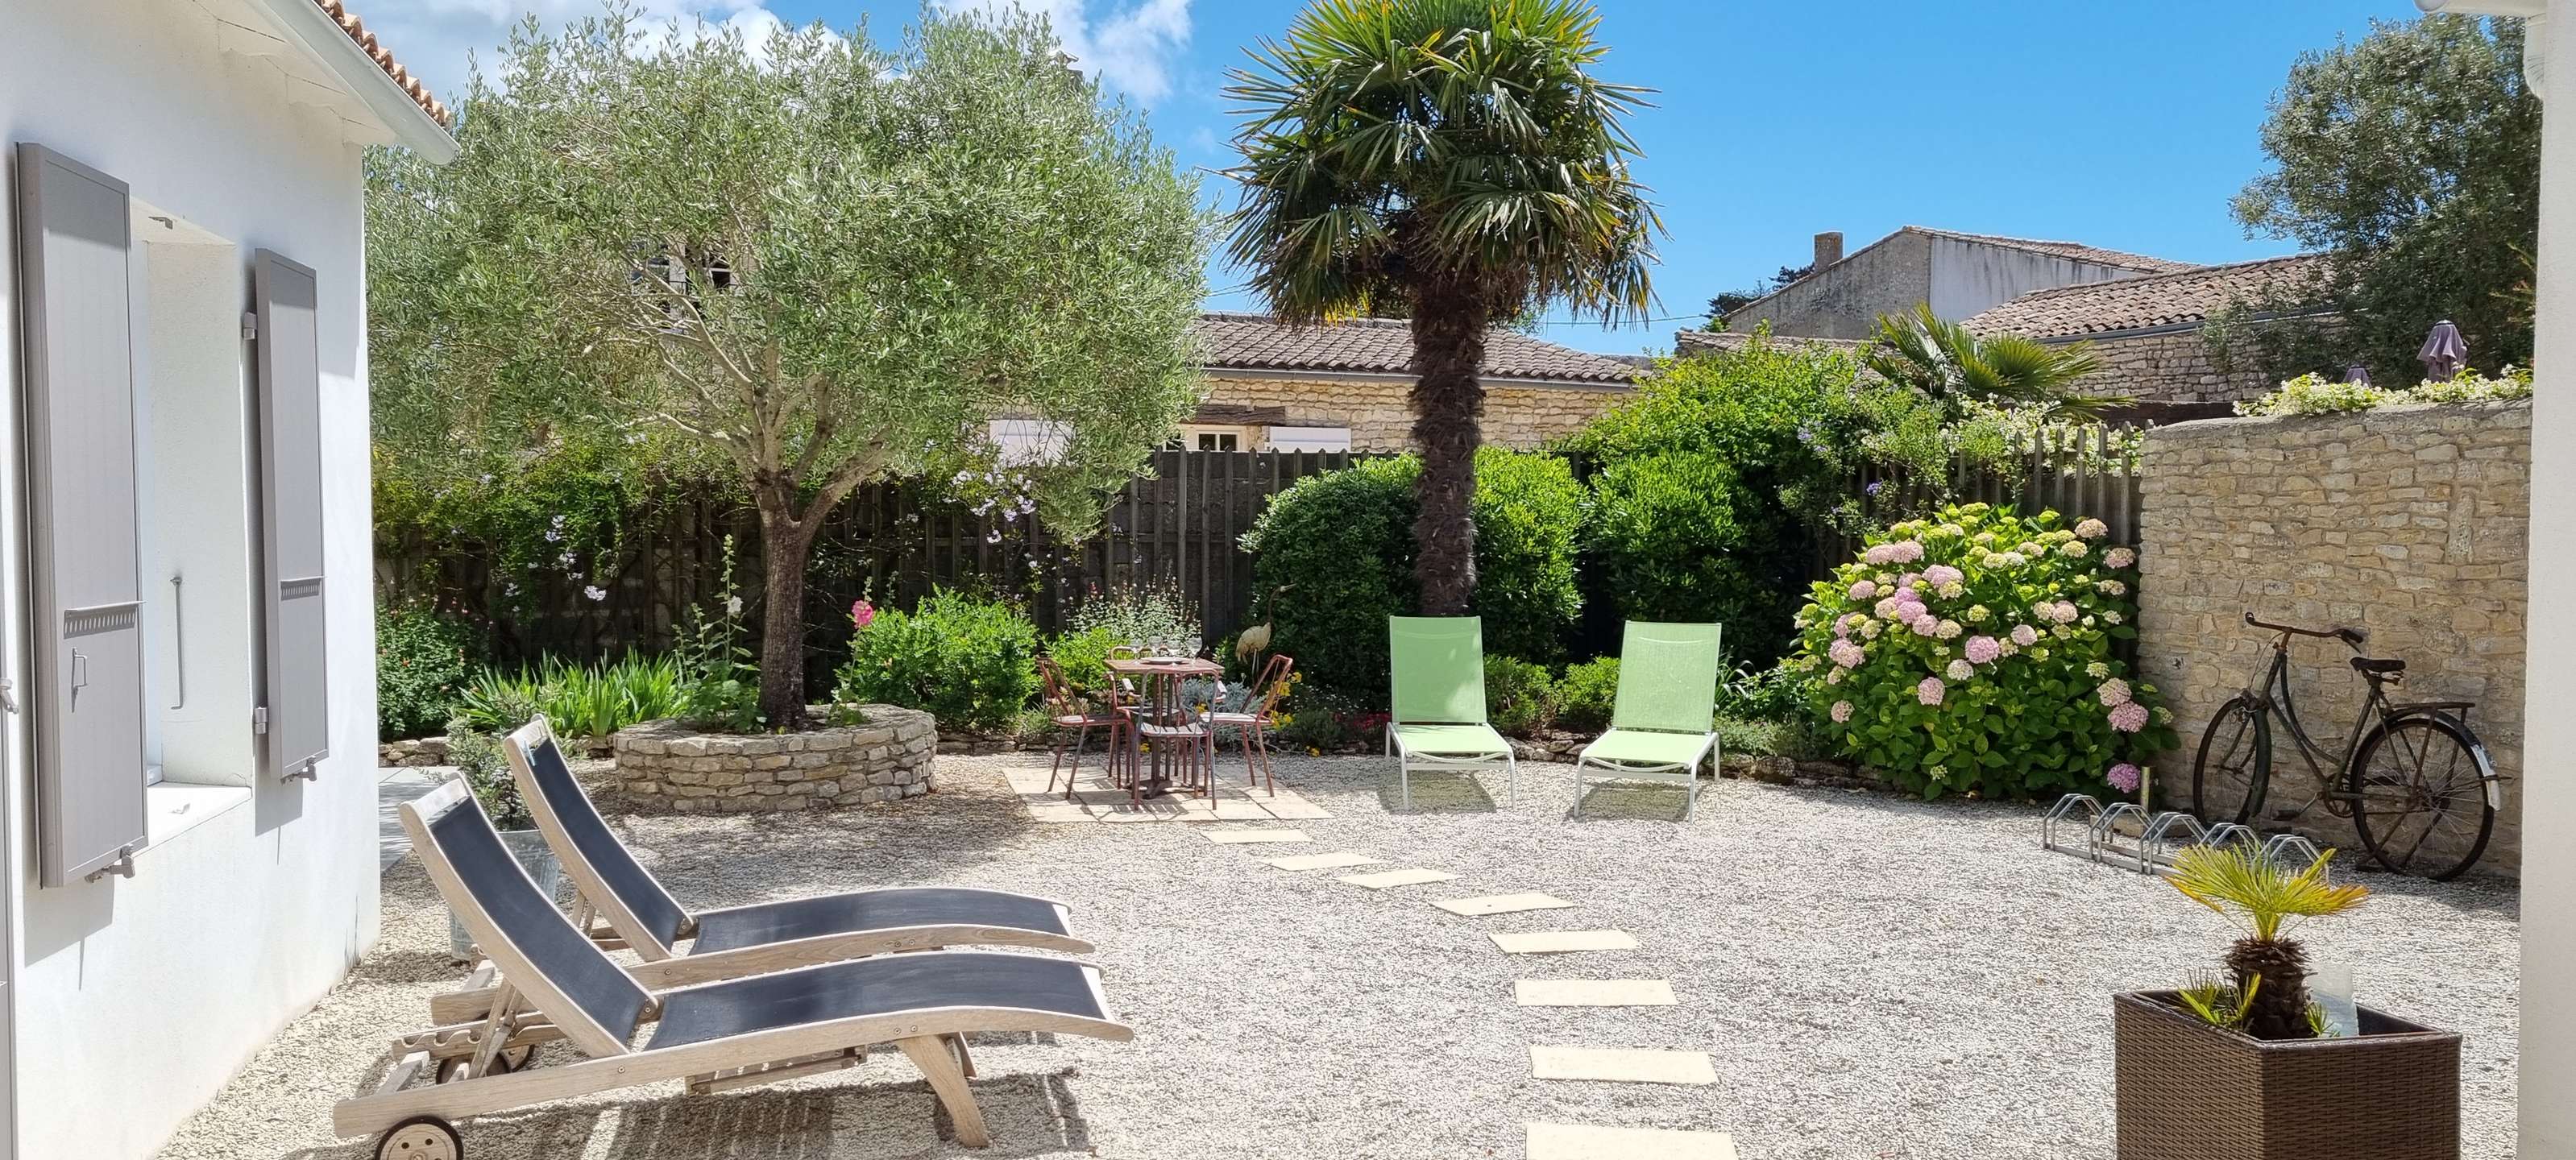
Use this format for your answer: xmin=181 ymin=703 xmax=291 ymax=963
xmin=1923 ymin=564 xmax=1964 ymax=588
xmin=1865 ymin=480 xmax=1886 ymax=497
xmin=2107 ymin=763 xmax=2143 ymax=793
xmin=2109 ymin=702 xmax=2150 ymax=733
xmin=1964 ymin=636 xmax=2001 ymax=664
xmin=1917 ymin=677 xmax=1946 ymax=706
xmin=1849 ymin=579 xmax=1878 ymax=601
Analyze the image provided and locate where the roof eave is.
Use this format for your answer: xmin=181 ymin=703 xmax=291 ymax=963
xmin=1204 ymin=364 xmax=1634 ymax=392
xmin=248 ymin=0 xmax=458 ymax=164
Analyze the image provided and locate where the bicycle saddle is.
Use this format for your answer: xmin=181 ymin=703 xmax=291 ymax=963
xmin=2351 ymin=657 xmax=2405 ymax=675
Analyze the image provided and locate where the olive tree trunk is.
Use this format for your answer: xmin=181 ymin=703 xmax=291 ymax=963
xmin=1408 ymin=279 xmax=1487 ymax=615
xmin=754 ymin=490 xmax=825 ymax=728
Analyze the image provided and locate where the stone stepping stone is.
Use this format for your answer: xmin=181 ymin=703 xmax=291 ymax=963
xmin=1515 ymin=980 xmax=1678 ymax=1007
xmin=1491 ymin=930 xmax=1638 ymax=955
xmin=1526 ymin=1123 xmax=1736 ymax=1160
xmin=1433 ymin=893 xmax=1574 ymax=918
xmin=1529 ymin=1046 xmax=1717 ymax=1086
xmin=1023 ymin=802 xmax=1092 ymax=825
xmin=1338 ymin=868 xmax=1458 ymax=890
xmin=1257 ymin=794 xmax=1334 ymax=819
xmin=1265 ymin=851 xmax=1385 ymax=871
xmin=1205 ymin=829 xmax=1312 ymax=844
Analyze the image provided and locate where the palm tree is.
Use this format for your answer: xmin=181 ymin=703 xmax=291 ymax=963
xmin=1867 ymin=303 xmax=2118 ymax=418
xmin=2167 ymin=844 xmax=2370 ymax=1039
xmin=1224 ymin=0 xmax=1659 ymax=614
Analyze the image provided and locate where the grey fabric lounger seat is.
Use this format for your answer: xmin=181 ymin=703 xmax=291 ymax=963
xmin=340 ymin=781 xmax=1129 ymax=1159
xmin=500 ymin=716 xmax=1088 ymax=982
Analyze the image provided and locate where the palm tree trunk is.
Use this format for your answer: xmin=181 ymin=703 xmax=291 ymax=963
xmin=1408 ymin=281 xmax=1487 ymax=615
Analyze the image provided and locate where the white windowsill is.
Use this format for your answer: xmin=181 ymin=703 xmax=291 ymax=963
xmin=144 ymin=781 xmax=253 ymax=847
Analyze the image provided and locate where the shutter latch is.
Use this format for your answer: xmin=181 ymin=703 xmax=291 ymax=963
xmin=240 ymin=311 xmax=259 ymax=342
xmin=252 ymin=705 xmax=269 ymax=735
xmin=0 ymin=677 xmax=18 ymax=714
xmin=85 ymin=846 xmax=137 ymax=882
xmin=285 ymin=758 xmax=318 ymax=783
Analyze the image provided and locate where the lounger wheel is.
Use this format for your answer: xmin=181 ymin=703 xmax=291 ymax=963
xmin=375 ymin=1116 xmax=463 ymax=1160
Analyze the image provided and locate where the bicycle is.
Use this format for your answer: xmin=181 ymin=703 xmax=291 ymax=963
xmin=2188 ymin=612 xmax=2502 ymax=880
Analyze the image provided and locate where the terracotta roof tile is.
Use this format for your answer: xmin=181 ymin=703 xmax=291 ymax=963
xmin=311 ymin=0 xmax=452 ymax=129
xmin=1193 ymin=313 xmax=1638 ymax=386
xmin=1964 ymin=255 xmax=2332 ymax=338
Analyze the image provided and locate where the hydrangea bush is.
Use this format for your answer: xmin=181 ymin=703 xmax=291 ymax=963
xmin=2234 ymin=366 xmax=2532 ymax=417
xmin=1790 ymin=503 xmax=2176 ymax=799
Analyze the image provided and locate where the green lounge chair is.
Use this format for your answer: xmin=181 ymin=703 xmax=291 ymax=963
xmin=1387 ymin=615 xmax=1517 ymax=809
xmin=1574 ymin=621 xmax=1724 ymax=820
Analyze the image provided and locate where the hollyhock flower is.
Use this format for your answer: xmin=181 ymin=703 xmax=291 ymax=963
xmin=2075 ymin=518 xmax=2109 ymax=540
xmin=2097 ymin=677 xmax=2134 ymax=707
xmin=1965 ymin=636 xmax=2001 ymax=664
xmin=2109 ymin=701 xmax=2150 ymax=732
xmin=1850 ymin=579 xmax=1879 ymax=600
xmin=1917 ymin=677 xmax=1946 ymax=706
xmin=1947 ymin=659 xmax=1975 ymax=681
xmin=2010 ymin=624 xmax=2039 ymax=647
xmin=851 ymin=599 xmax=876 ymax=628
xmin=1831 ymin=700 xmax=1854 ymax=723
xmin=2105 ymin=547 xmax=2137 ymax=570
xmin=2107 ymin=762 xmax=2143 ymax=793
xmin=1923 ymin=565 xmax=1964 ymax=588
xmin=725 ymin=595 xmax=744 ymax=616
xmin=1935 ymin=619 xmax=1963 ymax=640
xmin=1830 ymin=639 xmax=1866 ymax=669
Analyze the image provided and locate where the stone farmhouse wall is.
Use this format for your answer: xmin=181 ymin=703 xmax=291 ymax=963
xmin=2081 ymin=327 xmax=2286 ymax=404
xmin=1202 ymin=373 xmax=1631 ymax=450
xmin=2136 ymin=402 xmax=2529 ymax=875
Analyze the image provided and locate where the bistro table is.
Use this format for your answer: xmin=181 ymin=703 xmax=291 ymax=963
xmin=1105 ymin=656 xmax=1222 ymax=801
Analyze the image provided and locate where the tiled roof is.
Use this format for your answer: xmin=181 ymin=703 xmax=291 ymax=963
xmin=1964 ymin=255 xmax=2332 ymax=339
xmin=311 ymin=0 xmax=452 ymax=128
xmin=1674 ymin=329 xmax=1874 ymax=356
xmin=1193 ymin=313 xmax=1639 ymax=386
xmin=1906 ymin=227 xmax=2200 ymax=275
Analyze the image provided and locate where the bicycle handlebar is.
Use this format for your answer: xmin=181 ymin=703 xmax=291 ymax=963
xmin=2244 ymin=611 xmax=2367 ymax=646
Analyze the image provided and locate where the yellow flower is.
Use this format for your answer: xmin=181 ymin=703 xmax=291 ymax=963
xmin=1306 ymin=747 xmax=1321 ymax=756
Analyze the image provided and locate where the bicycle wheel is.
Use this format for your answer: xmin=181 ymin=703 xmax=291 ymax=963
xmin=2190 ymin=695 xmax=2270 ymax=826
xmin=2349 ymin=714 xmax=2494 ymax=880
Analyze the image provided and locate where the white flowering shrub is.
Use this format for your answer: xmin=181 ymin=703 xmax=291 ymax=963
xmin=2235 ymin=366 xmax=2532 ymax=417
xmin=1790 ymin=503 xmax=2176 ymax=799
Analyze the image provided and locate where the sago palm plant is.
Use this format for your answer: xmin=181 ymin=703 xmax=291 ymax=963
xmin=1867 ymin=304 xmax=2118 ymax=419
xmin=1223 ymin=0 xmax=1661 ymax=613
xmin=2166 ymin=844 xmax=2370 ymax=1039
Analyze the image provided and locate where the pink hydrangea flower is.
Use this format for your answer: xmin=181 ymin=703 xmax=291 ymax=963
xmin=1849 ymin=579 xmax=1878 ymax=600
xmin=851 ymin=599 xmax=876 ymax=628
xmin=2052 ymin=601 xmax=2081 ymax=624
xmin=1909 ymin=615 xmax=1940 ymax=637
xmin=1923 ymin=564 xmax=1964 ymax=588
xmin=2075 ymin=518 xmax=2109 ymax=540
xmin=1874 ymin=595 xmax=1904 ymax=620
xmin=1862 ymin=544 xmax=1896 ymax=566
xmin=2097 ymin=677 xmax=2133 ymax=706
xmin=1964 ymin=636 xmax=2001 ymax=664
xmin=1917 ymin=677 xmax=1946 ymax=706
xmin=2010 ymin=624 xmax=2039 ymax=647
xmin=1830 ymin=700 xmax=1854 ymax=723
xmin=2109 ymin=701 xmax=2150 ymax=733
xmin=1892 ymin=540 xmax=1925 ymax=563
xmin=1946 ymin=658 xmax=1975 ymax=681
xmin=1935 ymin=619 xmax=1963 ymax=640
xmin=2105 ymin=547 xmax=2137 ymax=570
xmin=2107 ymin=762 xmax=2143 ymax=793
xmin=1829 ymin=639 xmax=1865 ymax=669
xmin=1898 ymin=571 xmax=1922 ymax=590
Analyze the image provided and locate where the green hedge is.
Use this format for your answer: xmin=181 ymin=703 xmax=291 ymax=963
xmin=1242 ymin=449 xmax=1584 ymax=701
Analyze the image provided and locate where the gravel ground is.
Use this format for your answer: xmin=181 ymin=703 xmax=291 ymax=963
xmin=157 ymin=754 xmax=2519 ymax=1160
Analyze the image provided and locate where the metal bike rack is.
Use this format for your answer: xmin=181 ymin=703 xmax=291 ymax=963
xmin=2040 ymin=793 xmax=2104 ymax=858
xmin=2041 ymin=793 xmax=2336 ymax=878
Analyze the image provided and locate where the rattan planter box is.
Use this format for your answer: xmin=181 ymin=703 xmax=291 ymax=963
xmin=2113 ymin=990 xmax=2460 ymax=1160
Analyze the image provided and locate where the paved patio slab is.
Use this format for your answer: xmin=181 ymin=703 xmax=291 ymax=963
xmin=1432 ymin=892 xmax=1575 ymax=917
xmin=1526 ymin=1122 xmax=1736 ymax=1160
xmin=1338 ymin=867 xmax=1458 ymax=889
xmin=1205 ymin=829 xmax=1311 ymax=844
xmin=1263 ymin=851 xmax=1385 ymax=871
xmin=1514 ymin=980 xmax=1678 ymax=1007
xmin=1008 ymin=762 xmax=1332 ymax=824
xmin=1529 ymin=1046 xmax=1716 ymax=1085
xmin=1491 ymin=929 xmax=1639 ymax=954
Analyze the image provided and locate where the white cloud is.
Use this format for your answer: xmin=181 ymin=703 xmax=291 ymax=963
xmin=936 ymin=0 xmax=1193 ymax=104
xmin=353 ymin=1 xmax=786 ymax=98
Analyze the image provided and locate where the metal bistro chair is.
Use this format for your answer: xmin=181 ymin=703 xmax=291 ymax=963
xmin=1039 ymin=657 xmax=1126 ymax=801
xmin=1209 ymin=654 xmax=1295 ymax=796
xmin=1127 ymin=663 xmax=1214 ymax=806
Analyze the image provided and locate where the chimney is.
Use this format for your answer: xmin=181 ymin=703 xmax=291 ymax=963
xmin=1813 ymin=231 xmax=1845 ymax=268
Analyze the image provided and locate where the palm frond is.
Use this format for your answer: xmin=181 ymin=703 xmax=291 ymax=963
xmin=2168 ymin=844 xmax=2370 ymax=942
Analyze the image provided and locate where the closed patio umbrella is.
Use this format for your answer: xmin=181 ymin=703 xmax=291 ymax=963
xmin=2418 ymin=320 xmax=2467 ymax=379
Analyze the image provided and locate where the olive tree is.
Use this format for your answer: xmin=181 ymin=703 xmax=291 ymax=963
xmin=369 ymin=10 xmax=1208 ymax=725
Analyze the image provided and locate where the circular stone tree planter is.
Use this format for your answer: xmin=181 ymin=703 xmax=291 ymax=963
xmin=611 ymin=705 xmax=937 ymax=813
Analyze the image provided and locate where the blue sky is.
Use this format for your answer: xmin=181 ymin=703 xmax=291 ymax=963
xmin=373 ymin=0 xmax=2434 ymax=354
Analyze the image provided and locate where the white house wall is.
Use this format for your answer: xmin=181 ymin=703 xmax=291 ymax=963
xmin=1923 ymin=234 xmax=2147 ymax=323
xmin=2523 ymin=5 xmax=2576 ymax=1154
xmin=0 ymin=4 xmax=383 ymax=1158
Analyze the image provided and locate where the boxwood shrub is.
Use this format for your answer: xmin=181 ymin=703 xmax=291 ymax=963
xmin=833 ymin=590 xmax=1040 ymax=732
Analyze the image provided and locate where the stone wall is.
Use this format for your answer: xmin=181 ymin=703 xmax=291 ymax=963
xmin=611 ymin=705 xmax=937 ymax=813
xmin=2136 ymin=402 xmax=2529 ymax=874
xmin=2079 ymin=326 xmax=2286 ymax=404
xmin=1201 ymin=374 xmax=1630 ymax=450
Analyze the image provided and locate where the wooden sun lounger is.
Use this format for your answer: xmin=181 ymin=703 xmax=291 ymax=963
xmin=433 ymin=717 xmax=1091 ymax=1024
xmin=343 ymin=781 xmax=1130 ymax=1158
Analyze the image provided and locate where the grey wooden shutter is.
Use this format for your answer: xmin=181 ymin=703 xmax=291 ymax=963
xmin=14 ymin=143 xmax=148 ymax=885
xmin=252 ymin=251 xmax=329 ymax=781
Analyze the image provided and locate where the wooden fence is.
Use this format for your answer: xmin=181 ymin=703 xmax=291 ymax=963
xmin=378 ymin=449 xmax=1371 ymax=677
xmin=1811 ymin=424 xmax=2147 ymax=579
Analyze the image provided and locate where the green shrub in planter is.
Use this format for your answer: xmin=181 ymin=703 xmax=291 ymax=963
xmin=1790 ymin=503 xmax=2176 ymax=799
xmin=833 ymin=590 xmax=1040 ymax=732
xmin=1554 ymin=657 xmax=1620 ymax=733
xmin=1483 ymin=655 xmax=1558 ymax=738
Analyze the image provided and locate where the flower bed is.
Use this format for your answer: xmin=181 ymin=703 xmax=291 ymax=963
xmin=611 ymin=705 xmax=936 ymax=813
xmin=1791 ymin=503 xmax=2176 ymax=798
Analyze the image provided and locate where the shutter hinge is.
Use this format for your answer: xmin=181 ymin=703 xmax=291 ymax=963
xmin=240 ymin=311 xmax=259 ymax=342
xmin=253 ymin=705 xmax=270 ymax=734
xmin=85 ymin=845 xmax=137 ymax=882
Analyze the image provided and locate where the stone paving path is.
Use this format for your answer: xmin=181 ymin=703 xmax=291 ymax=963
xmin=377 ymin=765 xmax=449 ymax=870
